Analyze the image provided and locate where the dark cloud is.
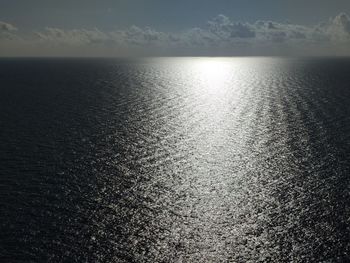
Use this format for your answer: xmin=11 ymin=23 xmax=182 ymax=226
xmin=289 ymin=31 xmax=306 ymax=39
xmin=0 ymin=21 xmax=17 ymax=32
xmin=208 ymin=15 xmax=256 ymax=39
xmin=0 ymin=21 xmax=20 ymax=41
xmin=36 ymin=28 xmax=110 ymax=45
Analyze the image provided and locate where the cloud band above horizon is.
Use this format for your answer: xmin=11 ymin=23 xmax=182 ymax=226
xmin=2 ymin=13 xmax=350 ymax=56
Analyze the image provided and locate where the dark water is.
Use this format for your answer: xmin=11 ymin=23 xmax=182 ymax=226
xmin=1 ymin=57 xmax=350 ymax=262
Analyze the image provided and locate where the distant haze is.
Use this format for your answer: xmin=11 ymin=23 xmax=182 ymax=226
xmin=2 ymin=0 xmax=350 ymax=56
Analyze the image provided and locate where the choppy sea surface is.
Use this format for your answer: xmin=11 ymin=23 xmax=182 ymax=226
xmin=1 ymin=57 xmax=350 ymax=262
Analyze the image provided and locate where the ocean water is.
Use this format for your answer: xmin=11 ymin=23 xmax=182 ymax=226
xmin=1 ymin=57 xmax=350 ymax=262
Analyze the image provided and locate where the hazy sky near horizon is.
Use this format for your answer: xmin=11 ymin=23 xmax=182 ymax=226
xmin=2 ymin=0 xmax=350 ymax=56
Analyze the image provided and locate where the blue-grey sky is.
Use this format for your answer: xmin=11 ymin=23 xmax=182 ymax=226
xmin=2 ymin=0 xmax=350 ymax=30
xmin=1 ymin=0 xmax=350 ymax=56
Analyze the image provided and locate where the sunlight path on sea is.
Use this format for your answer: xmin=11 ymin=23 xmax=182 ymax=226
xmin=149 ymin=58 xmax=276 ymax=262
xmin=91 ymin=58 xmax=294 ymax=262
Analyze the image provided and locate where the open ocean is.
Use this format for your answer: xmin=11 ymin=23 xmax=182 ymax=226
xmin=1 ymin=57 xmax=350 ymax=262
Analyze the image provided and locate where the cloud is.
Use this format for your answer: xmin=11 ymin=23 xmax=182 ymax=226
xmin=316 ymin=13 xmax=350 ymax=42
xmin=35 ymin=26 xmax=171 ymax=48
xmin=0 ymin=21 xmax=20 ymax=41
xmin=208 ymin=15 xmax=256 ymax=39
xmin=332 ymin=13 xmax=350 ymax=34
xmin=36 ymin=27 xmax=111 ymax=45
xmin=2 ymin=13 xmax=350 ymax=56
xmin=0 ymin=21 xmax=17 ymax=32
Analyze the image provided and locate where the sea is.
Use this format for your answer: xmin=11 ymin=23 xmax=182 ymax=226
xmin=1 ymin=57 xmax=350 ymax=262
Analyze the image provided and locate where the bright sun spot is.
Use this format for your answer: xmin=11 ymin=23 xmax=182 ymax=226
xmin=192 ymin=58 xmax=233 ymax=95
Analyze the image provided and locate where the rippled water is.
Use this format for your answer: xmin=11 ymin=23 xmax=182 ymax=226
xmin=1 ymin=57 xmax=350 ymax=262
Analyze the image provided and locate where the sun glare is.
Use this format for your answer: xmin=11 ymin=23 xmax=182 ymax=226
xmin=191 ymin=58 xmax=234 ymax=95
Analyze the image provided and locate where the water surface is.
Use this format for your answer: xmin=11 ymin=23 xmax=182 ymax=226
xmin=1 ymin=57 xmax=350 ymax=262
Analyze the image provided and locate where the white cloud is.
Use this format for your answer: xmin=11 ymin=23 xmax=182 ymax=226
xmin=332 ymin=13 xmax=350 ymax=34
xmin=317 ymin=13 xmax=350 ymax=42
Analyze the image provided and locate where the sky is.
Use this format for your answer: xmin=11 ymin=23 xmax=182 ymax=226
xmin=1 ymin=0 xmax=350 ymax=56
